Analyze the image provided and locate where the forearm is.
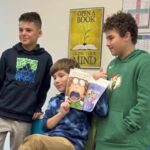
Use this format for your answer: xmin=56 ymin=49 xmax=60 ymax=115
xmin=93 ymin=91 xmax=108 ymax=117
xmin=46 ymin=112 xmax=65 ymax=129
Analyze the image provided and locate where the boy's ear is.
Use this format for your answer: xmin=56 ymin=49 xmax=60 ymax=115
xmin=124 ymin=32 xmax=131 ymax=42
xmin=39 ymin=30 xmax=43 ymax=38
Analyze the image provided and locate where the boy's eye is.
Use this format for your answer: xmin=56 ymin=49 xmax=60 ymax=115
xmin=59 ymin=74 xmax=64 ymax=78
xmin=53 ymin=76 xmax=56 ymax=80
xmin=106 ymin=34 xmax=114 ymax=40
xmin=53 ymin=74 xmax=65 ymax=80
xmin=107 ymin=36 xmax=113 ymax=40
xmin=19 ymin=28 xmax=23 ymax=32
xmin=19 ymin=28 xmax=32 ymax=33
xmin=26 ymin=29 xmax=32 ymax=32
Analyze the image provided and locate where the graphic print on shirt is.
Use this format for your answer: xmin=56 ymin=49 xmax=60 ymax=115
xmin=109 ymin=73 xmax=121 ymax=90
xmin=15 ymin=58 xmax=38 ymax=84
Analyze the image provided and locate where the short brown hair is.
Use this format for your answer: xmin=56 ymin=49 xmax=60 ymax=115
xmin=50 ymin=58 xmax=80 ymax=76
xmin=19 ymin=12 xmax=42 ymax=29
xmin=103 ymin=11 xmax=138 ymax=44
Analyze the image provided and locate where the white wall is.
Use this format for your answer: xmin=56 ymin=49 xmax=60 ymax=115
xmin=0 ymin=0 xmax=123 ymax=107
xmin=0 ymin=0 xmax=149 ymax=149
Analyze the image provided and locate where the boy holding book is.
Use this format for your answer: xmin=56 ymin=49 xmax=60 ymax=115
xmin=18 ymin=58 xmax=108 ymax=150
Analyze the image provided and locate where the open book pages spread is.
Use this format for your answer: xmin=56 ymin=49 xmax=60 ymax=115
xmin=65 ymin=68 xmax=110 ymax=112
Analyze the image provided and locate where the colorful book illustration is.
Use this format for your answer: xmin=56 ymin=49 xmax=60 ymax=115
xmin=65 ymin=68 xmax=110 ymax=112
xmin=83 ymin=78 xmax=109 ymax=112
xmin=65 ymin=68 xmax=91 ymax=110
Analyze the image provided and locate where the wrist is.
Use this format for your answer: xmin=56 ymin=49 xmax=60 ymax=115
xmin=58 ymin=111 xmax=66 ymax=118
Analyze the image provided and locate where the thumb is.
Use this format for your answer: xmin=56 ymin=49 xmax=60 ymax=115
xmin=100 ymin=68 xmax=103 ymax=72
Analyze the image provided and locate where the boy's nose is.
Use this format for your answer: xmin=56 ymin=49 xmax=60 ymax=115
xmin=106 ymin=40 xmax=110 ymax=47
xmin=55 ymin=78 xmax=60 ymax=83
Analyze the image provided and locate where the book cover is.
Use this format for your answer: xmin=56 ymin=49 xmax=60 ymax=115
xmin=65 ymin=68 xmax=110 ymax=111
xmin=65 ymin=68 xmax=91 ymax=110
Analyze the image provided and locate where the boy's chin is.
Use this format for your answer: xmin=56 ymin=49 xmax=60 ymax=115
xmin=58 ymin=89 xmax=65 ymax=93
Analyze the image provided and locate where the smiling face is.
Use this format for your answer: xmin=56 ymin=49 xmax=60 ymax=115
xmin=105 ymin=29 xmax=129 ymax=58
xmin=53 ymin=70 xmax=69 ymax=93
xmin=19 ymin=21 xmax=42 ymax=51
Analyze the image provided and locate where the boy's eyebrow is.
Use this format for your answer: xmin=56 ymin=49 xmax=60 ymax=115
xmin=106 ymin=35 xmax=113 ymax=39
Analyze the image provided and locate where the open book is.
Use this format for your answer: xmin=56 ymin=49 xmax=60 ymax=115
xmin=65 ymin=68 xmax=110 ymax=112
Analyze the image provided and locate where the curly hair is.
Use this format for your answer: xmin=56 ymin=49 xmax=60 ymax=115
xmin=103 ymin=11 xmax=138 ymax=44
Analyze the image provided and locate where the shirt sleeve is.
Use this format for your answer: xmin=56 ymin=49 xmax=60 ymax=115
xmin=93 ymin=91 xmax=109 ymax=117
xmin=0 ymin=52 xmax=6 ymax=89
xmin=36 ymin=56 xmax=53 ymax=112
xmin=124 ymin=61 xmax=150 ymax=132
xmin=42 ymin=99 xmax=54 ymax=131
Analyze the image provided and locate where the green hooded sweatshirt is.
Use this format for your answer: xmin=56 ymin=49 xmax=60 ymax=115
xmin=95 ymin=50 xmax=150 ymax=150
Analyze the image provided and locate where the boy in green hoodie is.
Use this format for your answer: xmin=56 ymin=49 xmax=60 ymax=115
xmin=94 ymin=11 xmax=150 ymax=150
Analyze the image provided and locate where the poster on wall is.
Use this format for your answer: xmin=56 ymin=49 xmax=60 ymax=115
xmin=68 ymin=7 xmax=104 ymax=68
xmin=135 ymin=33 xmax=150 ymax=53
xmin=122 ymin=0 xmax=150 ymax=28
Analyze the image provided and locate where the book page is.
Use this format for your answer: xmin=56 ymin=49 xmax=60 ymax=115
xmin=83 ymin=78 xmax=110 ymax=112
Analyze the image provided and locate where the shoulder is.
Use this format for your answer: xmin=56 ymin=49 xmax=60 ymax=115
xmin=40 ymin=49 xmax=53 ymax=66
xmin=135 ymin=50 xmax=150 ymax=67
xmin=107 ymin=58 xmax=117 ymax=69
xmin=48 ymin=93 xmax=64 ymax=106
xmin=138 ymin=51 xmax=150 ymax=61
xmin=1 ymin=48 xmax=16 ymax=58
xmin=44 ymin=51 xmax=53 ymax=60
xmin=40 ymin=48 xmax=52 ymax=59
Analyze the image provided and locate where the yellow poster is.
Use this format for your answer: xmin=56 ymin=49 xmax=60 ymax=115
xmin=68 ymin=7 xmax=104 ymax=68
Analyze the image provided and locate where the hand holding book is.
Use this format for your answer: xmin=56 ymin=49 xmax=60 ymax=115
xmin=65 ymin=68 xmax=110 ymax=112
xmin=92 ymin=68 xmax=107 ymax=80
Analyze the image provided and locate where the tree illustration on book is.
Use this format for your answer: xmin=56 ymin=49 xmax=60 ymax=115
xmin=65 ymin=68 xmax=110 ymax=111
xmin=72 ymin=26 xmax=97 ymax=50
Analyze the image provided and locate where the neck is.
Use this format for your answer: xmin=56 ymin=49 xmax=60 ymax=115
xmin=119 ymin=44 xmax=135 ymax=59
xmin=22 ymin=44 xmax=37 ymax=51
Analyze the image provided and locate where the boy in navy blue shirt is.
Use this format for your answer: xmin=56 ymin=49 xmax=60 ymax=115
xmin=0 ymin=12 xmax=52 ymax=150
xmin=18 ymin=58 xmax=108 ymax=150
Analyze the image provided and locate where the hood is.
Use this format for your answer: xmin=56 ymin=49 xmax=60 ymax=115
xmin=117 ymin=49 xmax=148 ymax=63
xmin=13 ymin=42 xmax=46 ymax=55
